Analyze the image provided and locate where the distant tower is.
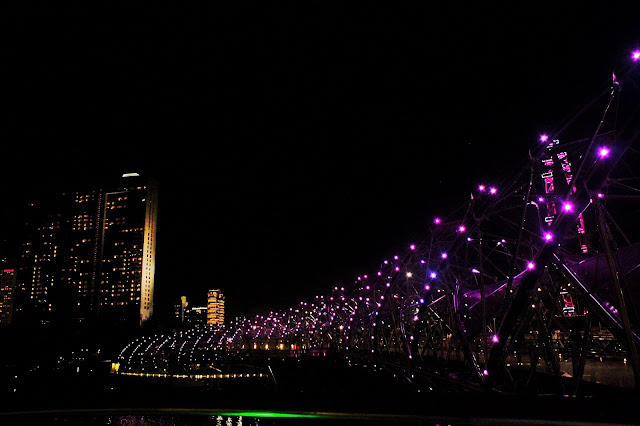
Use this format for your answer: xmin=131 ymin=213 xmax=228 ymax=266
xmin=174 ymin=296 xmax=188 ymax=323
xmin=15 ymin=196 xmax=67 ymax=322
xmin=0 ymin=269 xmax=16 ymax=324
xmin=67 ymin=187 xmax=103 ymax=318
xmin=207 ymin=289 xmax=225 ymax=325
xmin=99 ymin=173 xmax=158 ymax=324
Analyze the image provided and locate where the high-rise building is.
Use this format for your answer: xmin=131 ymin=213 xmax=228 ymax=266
xmin=99 ymin=174 xmax=158 ymax=324
xmin=207 ymin=289 xmax=225 ymax=325
xmin=15 ymin=195 xmax=67 ymax=321
xmin=14 ymin=173 xmax=158 ymax=326
xmin=186 ymin=306 xmax=208 ymax=326
xmin=0 ymin=269 xmax=16 ymax=324
xmin=174 ymin=296 xmax=188 ymax=323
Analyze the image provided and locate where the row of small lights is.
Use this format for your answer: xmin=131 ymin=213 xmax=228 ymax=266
xmin=120 ymin=372 xmax=267 ymax=379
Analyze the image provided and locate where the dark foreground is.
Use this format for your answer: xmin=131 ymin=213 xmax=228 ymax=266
xmin=2 ymin=354 xmax=640 ymax=425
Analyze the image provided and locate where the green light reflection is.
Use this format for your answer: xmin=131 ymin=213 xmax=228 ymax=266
xmin=217 ymin=411 xmax=327 ymax=419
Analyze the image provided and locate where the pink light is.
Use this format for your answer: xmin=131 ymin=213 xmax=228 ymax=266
xmin=483 ymin=369 xmax=489 ymax=376
xmin=544 ymin=232 xmax=553 ymax=242
xmin=540 ymin=134 xmax=549 ymax=143
xmin=538 ymin=197 xmax=545 ymax=203
xmin=441 ymin=252 xmax=448 ymax=259
xmin=458 ymin=225 xmax=466 ymax=233
xmin=527 ymin=261 xmax=535 ymax=270
xmin=478 ymin=184 xmax=486 ymax=192
xmin=434 ymin=217 xmax=441 ymax=225
xmin=598 ymin=147 xmax=610 ymax=158
xmin=632 ymin=50 xmax=640 ymax=61
xmin=410 ymin=244 xmax=416 ymax=250
xmin=563 ymin=202 xmax=574 ymax=212
xmin=491 ymin=335 xmax=499 ymax=343
xmin=425 ymin=284 xmax=430 ymax=291
xmin=597 ymin=193 xmax=604 ymax=199
xmin=489 ymin=186 xmax=497 ymax=195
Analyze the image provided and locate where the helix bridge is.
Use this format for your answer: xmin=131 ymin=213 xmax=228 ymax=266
xmin=118 ymin=53 xmax=640 ymax=395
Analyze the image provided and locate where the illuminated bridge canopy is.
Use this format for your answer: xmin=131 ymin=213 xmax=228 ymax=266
xmin=119 ymin=53 xmax=640 ymax=394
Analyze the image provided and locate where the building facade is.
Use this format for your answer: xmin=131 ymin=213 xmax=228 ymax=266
xmin=99 ymin=174 xmax=158 ymax=324
xmin=207 ymin=289 xmax=225 ymax=325
xmin=0 ymin=269 xmax=16 ymax=324
xmin=14 ymin=173 xmax=158 ymax=326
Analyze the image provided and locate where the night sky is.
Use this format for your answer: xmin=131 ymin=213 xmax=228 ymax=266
xmin=2 ymin=3 xmax=638 ymax=319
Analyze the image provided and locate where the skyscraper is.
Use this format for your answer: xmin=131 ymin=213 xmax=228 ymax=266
xmin=99 ymin=173 xmax=158 ymax=324
xmin=207 ymin=289 xmax=225 ymax=325
xmin=0 ymin=269 xmax=16 ymax=324
xmin=14 ymin=173 xmax=158 ymax=326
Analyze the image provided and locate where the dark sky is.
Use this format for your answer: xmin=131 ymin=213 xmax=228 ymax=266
xmin=2 ymin=3 xmax=638 ymax=319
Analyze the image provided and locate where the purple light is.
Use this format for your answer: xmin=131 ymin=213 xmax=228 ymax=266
xmin=598 ymin=146 xmax=610 ymax=158
xmin=429 ymin=272 xmax=437 ymax=279
xmin=483 ymin=369 xmax=489 ymax=376
xmin=458 ymin=225 xmax=466 ymax=233
xmin=489 ymin=186 xmax=497 ymax=195
xmin=478 ymin=184 xmax=486 ymax=192
xmin=597 ymin=193 xmax=604 ymax=199
xmin=410 ymin=244 xmax=416 ymax=250
xmin=434 ymin=217 xmax=441 ymax=225
xmin=538 ymin=197 xmax=545 ymax=203
xmin=527 ymin=261 xmax=535 ymax=270
xmin=441 ymin=252 xmax=448 ymax=259
xmin=544 ymin=232 xmax=553 ymax=242
xmin=540 ymin=134 xmax=549 ymax=143
xmin=563 ymin=202 xmax=574 ymax=212
xmin=632 ymin=50 xmax=640 ymax=61
xmin=491 ymin=335 xmax=499 ymax=343
xmin=425 ymin=284 xmax=430 ymax=291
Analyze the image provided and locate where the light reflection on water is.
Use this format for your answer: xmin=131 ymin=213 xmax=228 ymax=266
xmin=43 ymin=414 xmax=435 ymax=426
xmin=560 ymin=358 xmax=634 ymax=388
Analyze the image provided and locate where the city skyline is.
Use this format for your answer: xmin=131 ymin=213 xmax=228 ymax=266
xmin=11 ymin=173 xmax=158 ymax=325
